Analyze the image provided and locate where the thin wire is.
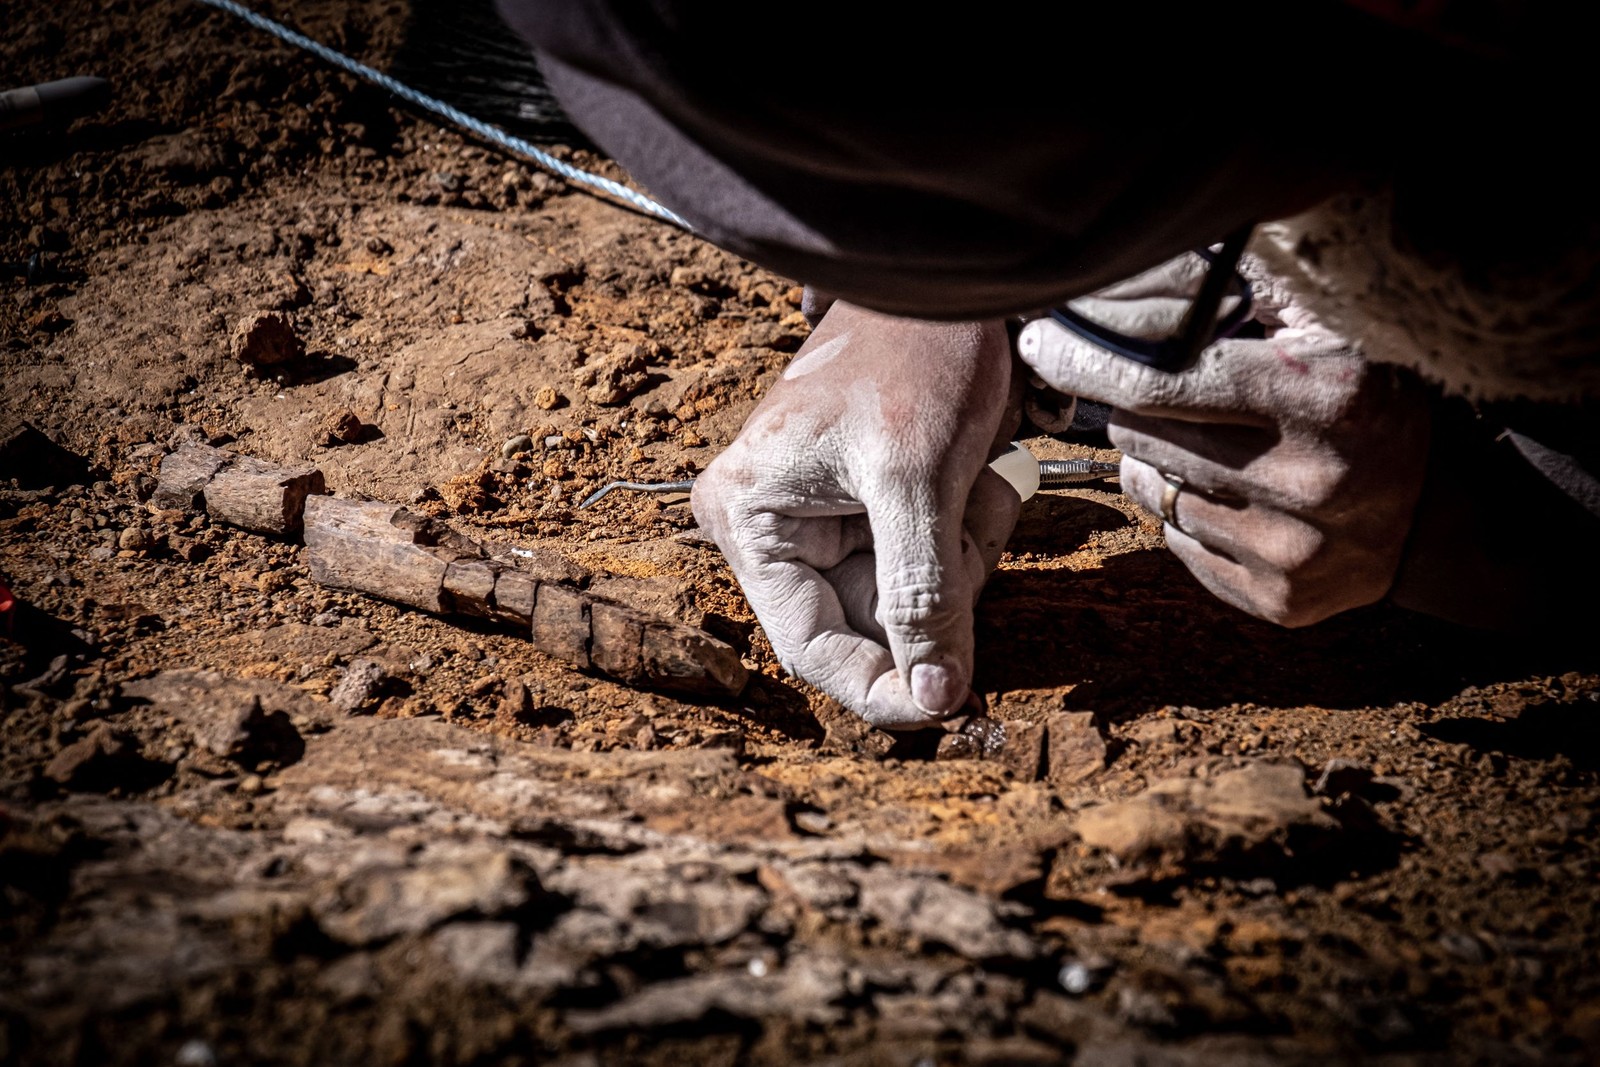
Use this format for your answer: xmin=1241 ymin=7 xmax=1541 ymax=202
xmin=190 ymin=0 xmax=694 ymax=231
xmin=578 ymin=480 xmax=695 ymax=509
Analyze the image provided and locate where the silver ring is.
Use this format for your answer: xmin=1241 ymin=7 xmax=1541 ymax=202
xmin=1158 ymin=472 xmax=1185 ymax=529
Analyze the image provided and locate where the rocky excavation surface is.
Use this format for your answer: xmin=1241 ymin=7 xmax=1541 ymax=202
xmin=5 ymin=1 xmax=1600 ymax=1064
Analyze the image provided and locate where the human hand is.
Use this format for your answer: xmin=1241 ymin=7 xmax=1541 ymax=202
xmin=1016 ymin=254 xmax=1431 ymax=626
xmin=692 ymin=302 xmax=1019 ymax=727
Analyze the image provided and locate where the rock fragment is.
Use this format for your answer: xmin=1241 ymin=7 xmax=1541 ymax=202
xmin=230 ymin=310 xmax=304 ymax=372
xmin=203 ymin=455 xmax=326 ymax=536
xmin=313 ymin=848 xmax=531 ymax=945
xmin=855 ymin=867 xmax=1036 ymax=961
xmin=44 ymin=725 xmax=154 ymax=791
xmin=935 ymin=732 xmax=982 ymax=761
xmin=329 ymin=658 xmax=390 ymax=713
xmin=151 ymin=444 xmax=231 ymax=510
xmin=1047 ymin=711 xmax=1107 ymax=787
xmin=998 ymin=719 xmax=1047 ymax=779
xmin=121 ymin=670 xmax=306 ymax=766
xmin=575 ymin=341 xmax=652 ymax=405
xmin=1073 ymin=762 xmax=1351 ymax=882
xmin=431 ymin=921 xmax=522 ymax=986
xmin=545 ymin=858 xmax=765 ymax=950
xmin=317 ymin=408 xmax=369 ymax=447
xmin=116 ymin=526 xmax=152 ymax=552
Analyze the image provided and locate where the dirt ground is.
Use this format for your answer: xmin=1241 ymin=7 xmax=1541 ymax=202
xmin=5 ymin=3 xmax=1600 ymax=1064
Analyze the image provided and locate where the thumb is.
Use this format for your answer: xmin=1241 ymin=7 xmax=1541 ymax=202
xmin=867 ymin=478 xmax=977 ymax=717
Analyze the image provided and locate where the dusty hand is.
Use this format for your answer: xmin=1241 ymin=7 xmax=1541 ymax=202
xmin=1017 ymin=254 xmax=1431 ymax=626
xmin=693 ymin=302 xmax=1018 ymax=727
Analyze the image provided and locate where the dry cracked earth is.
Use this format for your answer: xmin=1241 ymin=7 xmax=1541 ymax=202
xmin=4 ymin=2 xmax=1600 ymax=1064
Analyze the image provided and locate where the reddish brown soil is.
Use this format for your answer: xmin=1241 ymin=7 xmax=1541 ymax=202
xmin=4 ymin=3 xmax=1600 ymax=1065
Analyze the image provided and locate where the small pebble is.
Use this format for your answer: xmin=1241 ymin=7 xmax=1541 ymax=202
xmin=935 ymin=733 xmax=980 ymax=761
xmin=310 ymin=611 xmax=342 ymax=627
xmin=1058 ymin=961 xmax=1095 ymax=995
xmin=501 ymin=434 xmax=533 ymax=459
xmin=174 ymin=1039 xmax=217 ymax=1067
xmin=329 ymin=657 xmax=389 ymax=713
xmin=960 ymin=716 xmax=1008 ymax=757
xmin=793 ymin=811 xmax=831 ymax=834
xmin=238 ymin=773 xmax=265 ymax=795
xmin=534 ymin=385 xmax=560 ymax=410
xmin=1439 ymin=931 xmax=1491 ymax=965
xmin=58 ymin=698 xmax=96 ymax=723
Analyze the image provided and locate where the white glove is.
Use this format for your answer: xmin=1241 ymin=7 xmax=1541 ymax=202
xmin=1017 ymin=253 xmax=1431 ymax=626
xmin=692 ymin=301 xmax=1019 ymax=727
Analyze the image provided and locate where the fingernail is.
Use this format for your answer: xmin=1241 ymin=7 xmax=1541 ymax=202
xmin=910 ymin=663 xmax=965 ymax=715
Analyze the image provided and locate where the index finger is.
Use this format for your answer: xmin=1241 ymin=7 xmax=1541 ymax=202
xmin=1016 ymin=317 xmax=1352 ymax=425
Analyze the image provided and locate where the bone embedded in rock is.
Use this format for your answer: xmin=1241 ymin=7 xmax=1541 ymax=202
xmin=588 ymin=601 xmax=646 ymax=682
xmin=531 ymin=581 xmax=591 ymax=669
xmin=639 ymin=622 xmax=748 ymax=698
xmin=152 ymin=444 xmax=232 ymax=510
xmin=490 ymin=570 xmax=539 ymax=627
xmin=202 ymin=455 xmax=326 ymax=536
xmin=301 ymin=496 xmax=448 ymax=613
xmin=443 ymin=558 xmax=501 ymax=619
xmin=155 ymin=444 xmax=326 ymax=535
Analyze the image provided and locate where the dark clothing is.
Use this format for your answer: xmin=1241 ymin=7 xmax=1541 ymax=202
xmin=497 ymin=2 xmax=1507 ymax=319
xmin=1392 ymin=396 xmax=1600 ymax=630
xmin=498 ymin=1 xmax=1600 ymax=631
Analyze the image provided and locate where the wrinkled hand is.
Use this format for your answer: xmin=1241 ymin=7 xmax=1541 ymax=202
xmin=693 ymin=302 xmax=1019 ymax=727
xmin=1017 ymin=254 xmax=1432 ymax=626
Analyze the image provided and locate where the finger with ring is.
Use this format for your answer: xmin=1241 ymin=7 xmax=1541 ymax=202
xmin=1159 ymin=471 xmax=1185 ymax=528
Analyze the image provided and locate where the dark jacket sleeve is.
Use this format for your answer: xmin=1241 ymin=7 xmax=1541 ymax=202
xmin=1390 ymin=396 xmax=1600 ymax=631
xmin=494 ymin=1 xmax=1479 ymax=319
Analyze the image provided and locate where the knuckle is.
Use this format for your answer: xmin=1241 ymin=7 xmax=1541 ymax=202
xmin=1256 ymin=521 xmax=1327 ymax=576
xmin=876 ymin=572 xmax=948 ymax=631
xmin=1276 ymin=455 xmax=1351 ymax=511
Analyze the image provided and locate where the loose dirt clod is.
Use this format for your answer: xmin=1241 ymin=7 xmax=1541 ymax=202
xmin=1047 ymin=710 xmax=1107 ymax=785
xmin=230 ymin=310 xmax=305 ymax=372
xmin=122 ymin=669 xmax=303 ymax=765
xmin=43 ymin=723 xmax=160 ymax=792
xmin=328 ymin=657 xmax=390 ymax=713
xmin=1072 ymin=761 xmax=1384 ymax=885
xmin=317 ymin=407 xmax=369 ymax=447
